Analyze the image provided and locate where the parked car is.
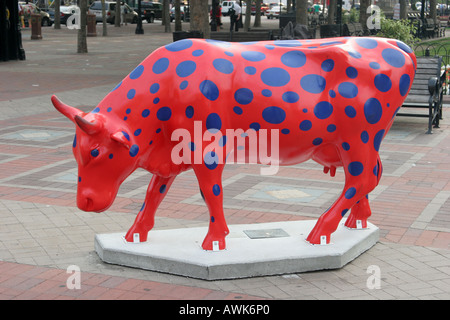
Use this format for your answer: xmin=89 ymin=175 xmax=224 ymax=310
xmin=265 ymin=5 xmax=287 ymax=19
xmin=89 ymin=1 xmax=138 ymax=24
xmin=140 ymin=1 xmax=163 ymax=23
xmin=221 ymin=1 xmax=237 ymax=16
xmin=170 ymin=6 xmax=186 ymax=22
xmin=19 ymin=2 xmax=53 ymax=26
xmin=48 ymin=5 xmax=78 ymax=26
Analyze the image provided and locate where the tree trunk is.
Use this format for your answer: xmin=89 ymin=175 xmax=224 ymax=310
xmin=78 ymin=0 xmax=88 ymax=53
xmin=54 ymin=0 xmax=60 ymax=29
xmin=244 ymin=0 xmax=251 ymax=31
xmin=164 ymin=0 xmax=171 ymax=32
xmin=190 ymin=0 xmax=209 ymax=38
xmin=328 ymin=0 xmax=336 ymax=24
xmin=254 ymin=0 xmax=261 ymax=27
xmin=115 ymin=0 xmax=120 ymax=27
xmin=297 ymin=0 xmax=308 ymax=25
xmin=360 ymin=0 xmax=370 ymax=33
xmin=400 ymin=0 xmax=407 ymax=20
xmin=430 ymin=0 xmax=437 ymax=20
xmin=101 ymin=0 xmax=107 ymax=36
xmin=175 ymin=0 xmax=182 ymax=31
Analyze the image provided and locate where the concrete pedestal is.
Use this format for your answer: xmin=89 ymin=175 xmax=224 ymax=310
xmin=95 ymin=219 xmax=379 ymax=280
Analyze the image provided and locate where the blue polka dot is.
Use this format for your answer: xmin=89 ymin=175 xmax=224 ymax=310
xmin=281 ymin=51 xmax=307 ymax=68
xmin=374 ymin=74 xmax=392 ymax=92
xmin=346 ymin=67 xmax=358 ymax=78
xmin=212 ymin=184 xmax=221 ymax=196
xmin=244 ymin=66 xmax=256 ymax=75
xmin=327 ymin=124 xmax=336 ymax=132
xmin=127 ymin=89 xmax=136 ymax=99
xmin=299 ymin=120 xmax=312 ymax=131
xmin=91 ymin=107 xmax=100 ymax=114
xmin=165 ymin=39 xmax=193 ymax=52
xmin=107 ymin=107 xmax=112 ymax=112
xmin=211 ymin=216 xmax=215 ymax=222
xmin=342 ymin=142 xmax=350 ymax=151
xmin=374 ymin=129 xmax=385 ymax=152
xmin=345 ymin=105 xmax=356 ymax=118
xmin=122 ymin=131 xmax=130 ymax=141
xmin=262 ymin=106 xmax=286 ymax=124
xmin=152 ymin=57 xmax=169 ymax=74
xmin=382 ymin=48 xmax=405 ymax=68
xmin=347 ymin=50 xmax=362 ymax=59
xmin=329 ymin=90 xmax=336 ymax=98
xmin=185 ymin=106 xmax=194 ymax=118
xmin=204 ymin=151 xmax=219 ymax=170
xmin=111 ymin=81 xmax=122 ymax=92
xmin=206 ymin=113 xmax=222 ymax=133
xmin=219 ymin=136 xmax=227 ymax=147
xmin=213 ymin=58 xmax=234 ymax=74
xmin=159 ymin=184 xmax=167 ymax=193
xmin=176 ymin=60 xmax=196 ymax=77
xmin=134 ymin=129 xmax=142 ymax=136
xmin=313 ymin=137 xmax=323 ymax=145
xmin=345 ymin=187 xmax=357 ymax=199
xmin=192 ymin=49 xmax=204 ymax=56
xmin=153 ymin=97 xmax=160 ymax=104
xmin=261 ymin=68 xmax=290 ymax=87
xmin=321 ymin=59 xmax=334 ymax=72
xmin=355 ymin=38 xmax=378 ymax=49
xmin=233 ymin=106 xmax=243 ymax=115
xmin=180 ymin=81 xmax=188 ymax=90
xmin=199 ymin=80 xmax=219 ymax=101
xmin=224 ymin=51 xmax=233 ymax=56
xmin=156 ymin=107 xmax=172 ymax=121
xmin=282 ymin=91 xmax=299 ymax=103
xmin=249 ymin=122 xmax=261 ymax=131
xmin=338 ymin=82 xmax=358 ymax=98
xmin=361 ymin=131 xmax=369 ymax=143
xmin=109 ymin=154 xmax=113 ymax=159
xmin=300 ymin=74 xmax=326 ymax=94
xmin=262 ymin=89 xmax=272 ymax=97
xmin=396 ymin=41 xmax=413 ymax=53
xmin=156 ymin=128 xmax=161 ymax=133
xmin=129 ymin=65 xmax=144 ymax=79
xmin=341 ymin=209 xmax=349 ymax=217
xmin=274 ymin=40 xmax=302 ymax=47
xmin=129 ymin=144 xmax=139 ymax=157
xmin=281 ymin=128 xmax=290 ymax=134
xmin=189 ymin=141 xmax=196 ymax=151
xmin=242 ymin=51 xmax=266 ymax=62
xmin=91 ymin=148 xmax=99 ymax=157
xmin=399 ymin=74 xmax=411 ymax=96
xmin=126 ymin=108 xmax=131 ymax=114
xmin=369 ymin=62 xmax=380 ymax=69
xmin=73 ymin=135 xmax=77 ymax=148
xmin=364 ymin=98 xmax=383 ymax=124
xmin=234 ymin=88 xmax=253 ymax=105
xmin=150 ymin=83 xmax=160 ymax=94
xmin=314 ymin=101 xmax=333 ymax=120
xmin=348 ymin=161 xmax=364 ymax=176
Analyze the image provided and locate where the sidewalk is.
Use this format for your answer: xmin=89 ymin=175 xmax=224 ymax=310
xmin=1 ymin=22 xmax=450 ymax=300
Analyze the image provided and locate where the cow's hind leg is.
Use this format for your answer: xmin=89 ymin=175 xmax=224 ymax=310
xmin=307 ymin=153 xmax=380 ymax=245
xmin=125 ymin=175 xmax=175 ymax=243
xmin=193 ymin=163 xmax=229 ymax=251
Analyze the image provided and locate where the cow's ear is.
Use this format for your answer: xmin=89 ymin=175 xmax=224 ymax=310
xmin=74 ymin=115 xmax=103 ymax=135
xmin=111 ymin=131 xmax=132 ymax=149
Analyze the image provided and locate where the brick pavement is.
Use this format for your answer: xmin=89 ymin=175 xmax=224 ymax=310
xmin=0 ymin=21 xmax=450 ymax=301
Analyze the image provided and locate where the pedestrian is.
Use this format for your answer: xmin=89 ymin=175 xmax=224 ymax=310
xmin=229 ymin=2 xmax=241 ymax=32
xmin=121 ymin=2 xmax=128 ymax=26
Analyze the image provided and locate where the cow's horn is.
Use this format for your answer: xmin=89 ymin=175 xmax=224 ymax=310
xmin=51 ymin=95 xmax=83 ymax=121
xmin=74 ymin=115 xmax=102 ymax=135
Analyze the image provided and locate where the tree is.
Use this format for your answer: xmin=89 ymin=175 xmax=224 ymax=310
xmin=360 ymin=0 xmax=370 ymax=33
xmin=430 ymin=0 xmax=437 ymax=20
xmin=163 ymin=0 xmax=171 ymax=32
xmin=115 ymin=0 xmax=120 ymax=27
xmin=101 ymin=0 xmax=107 ymax=36
xmin=78 ymin=0 xmax=88 ymax=53
xmin=254 ymin=0 xmax=261 ymax=27
xmin=54 ymin=0 xmax=60 ymax=29
xmin=190 ymin=0 xmax=209 ymax=38
xmin=174 ymin=0 xmax=182 ymax=31
xmin=296 ymin=0 xmax=308 ymax=25
xmin=244 ymin=0 xmax=251 ymax=31
xmin=328 ymin=0 xmax=336 ymax=24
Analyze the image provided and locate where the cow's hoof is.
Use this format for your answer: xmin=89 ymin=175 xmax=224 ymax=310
xmin=202 ymin=235 xmax=226 ymax=251
xmin=124 ymin=227 xmax=149 ymax=243
xmin=344 ymin=217 xmax=367 ymax=229
xmin=306 ymin=232 xmax=330 ymax=245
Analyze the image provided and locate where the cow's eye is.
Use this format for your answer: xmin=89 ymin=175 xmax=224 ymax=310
xmin=91 ymin=148 xmax=99 ymax=157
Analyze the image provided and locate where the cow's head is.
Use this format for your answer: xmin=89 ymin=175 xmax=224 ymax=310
xmin=52 ymin=95 xmax=139 ymax=212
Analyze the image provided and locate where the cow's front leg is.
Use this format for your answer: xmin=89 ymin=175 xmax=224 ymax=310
xmin=125 ymin=174 xmax=175 ymax=243
xmin=193 ymin=163 xmax=229 ymax=251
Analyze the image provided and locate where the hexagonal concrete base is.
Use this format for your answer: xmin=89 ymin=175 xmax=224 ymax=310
xmin=94 ymin=219 xmax=379 ymax=280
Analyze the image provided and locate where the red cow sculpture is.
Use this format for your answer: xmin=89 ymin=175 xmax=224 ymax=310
xmin=52 ymin=37 xmax=416 ymax=250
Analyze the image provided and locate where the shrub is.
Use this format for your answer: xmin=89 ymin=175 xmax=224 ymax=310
xmin=376 ymin=17 xmax=418 ymax=47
